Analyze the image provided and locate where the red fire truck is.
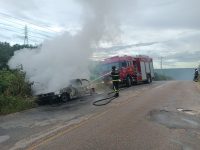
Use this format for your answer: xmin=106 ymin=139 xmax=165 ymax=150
xmin=100 ymin=55 xmax=154 ymax=87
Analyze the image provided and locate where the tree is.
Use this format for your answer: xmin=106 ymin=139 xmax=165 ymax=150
xmin=0 ymin=68 xmax=32 ymax=96
xmin=0 ymin=42 xmax=37 ymax=69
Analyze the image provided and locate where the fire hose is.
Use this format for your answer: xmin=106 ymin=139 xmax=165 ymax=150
xmin=89 ymin=72 xmax=127 ymax=106
xmin=92 ymin=91 xmax=116 ymax=106
xmin=92 ymin=87 xmax=128 ymax=106
xmin=89 ymin=72 xmax=116 ymax=106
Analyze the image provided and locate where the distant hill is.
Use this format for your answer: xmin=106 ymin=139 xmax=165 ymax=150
xmin=155 ymin=68 xmax=195 ymax=81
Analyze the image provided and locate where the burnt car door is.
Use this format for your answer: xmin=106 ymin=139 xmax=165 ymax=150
xmin=81 ymin=79 xmax=91 ymax=95
xmin=71 ymin=79 xmax=85 ymax=97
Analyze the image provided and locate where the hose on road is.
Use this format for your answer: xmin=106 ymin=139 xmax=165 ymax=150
xmin=92 ymin=91 xmax=116 ymax=106
xmin=92 ymin=87 xmax=127 ymax=106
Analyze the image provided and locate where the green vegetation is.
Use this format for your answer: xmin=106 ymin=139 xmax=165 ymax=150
xmin=198 ymin=65 xmax=200 ymax=82
xmin=154 ymin=72 xmax=173 ymax=81
xmin=0 ymin=42 xmax=37 ymax=115
xmin=0 ymin=96 xmax=35 ymax=115
xmin=0 ymin=42 xmax=36 ymax=69
xmin=0 ymin=69 xmax=36 ymax=115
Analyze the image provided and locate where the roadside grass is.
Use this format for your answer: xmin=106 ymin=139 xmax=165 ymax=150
xmin=0 ymin=96 xmax=37 ymax=115
xmin=0 ymin=69 xmax=37 ymax=115
xmin=197 ymin=76 xmax=200 ymax=90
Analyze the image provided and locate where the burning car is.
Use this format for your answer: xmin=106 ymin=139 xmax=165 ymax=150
xmin=60 ymin=79 xmax=95 ymax=102
xmin=36 ymin=79 xmax=95 ymax=104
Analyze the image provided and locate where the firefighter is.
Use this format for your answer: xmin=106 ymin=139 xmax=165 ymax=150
xmin=194 ymin=68 xmax=199 ymax=81
xmin=111 ymin=66 xmax=120 ymax=97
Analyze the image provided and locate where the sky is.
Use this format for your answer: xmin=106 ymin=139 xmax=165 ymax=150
xmin=0 ymin=0 xmax=200 ymax=68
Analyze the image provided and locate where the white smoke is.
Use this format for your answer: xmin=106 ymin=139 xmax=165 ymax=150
xmin=8 ymin=0 xmax=135 ymax=94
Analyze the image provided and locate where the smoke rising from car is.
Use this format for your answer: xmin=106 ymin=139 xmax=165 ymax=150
xmin=8 ymin=0 xmax=135 ymax=94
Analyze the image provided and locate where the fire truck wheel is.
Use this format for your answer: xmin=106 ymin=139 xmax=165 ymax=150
xmin=126 ymin=77 xmax=132 ymax=87
xmin=147 ymin=75 xmax=151 ymax=84
xmin=150 ymin=76 xmax=152 ymax=83
xmin=61 ymin=93 xmax=70 ymax=103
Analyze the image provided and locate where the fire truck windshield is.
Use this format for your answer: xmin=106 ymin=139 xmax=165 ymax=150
xmin=101 ymin=62 xmax=120 ymax=73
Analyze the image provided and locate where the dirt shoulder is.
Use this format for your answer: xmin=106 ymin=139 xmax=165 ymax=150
xmin=196 ymin=81 xmax=200 ymax=91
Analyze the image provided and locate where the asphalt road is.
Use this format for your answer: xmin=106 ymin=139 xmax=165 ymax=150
xmin=1 ymin=81 xmax=200 ymax=150
xmin=30 ymin=81 xmax=200 ymax=150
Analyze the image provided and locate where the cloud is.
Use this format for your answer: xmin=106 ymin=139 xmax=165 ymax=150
xmin=167 ymin=51 xmax=200 ymax=62
xmin=96 ymin=42 xmax=159 ymax=52
xmin=0 ymin=0 xmax=81 ymax=30
xmin=125 ymin=0 xmax=200 ymax=29
xmin=0 ymin=0 xmax=37 ymax=11
xmin=0 ymin=0 xmax=200 ymax=68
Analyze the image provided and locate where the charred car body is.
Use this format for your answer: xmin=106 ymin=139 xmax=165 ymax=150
xmin=36 ymin=79 xmax=95 ymax=104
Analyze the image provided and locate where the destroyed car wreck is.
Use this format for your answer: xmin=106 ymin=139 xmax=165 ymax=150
xmin=36 ymin=79 xmax=95 ymax=105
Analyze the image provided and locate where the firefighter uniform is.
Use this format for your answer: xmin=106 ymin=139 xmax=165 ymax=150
xmin=194 ymin=69 xmax=199 ymax=81
xmin=111 ymin=66 xmax=120 ymax=97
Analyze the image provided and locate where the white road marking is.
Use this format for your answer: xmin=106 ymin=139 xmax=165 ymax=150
xmin=181 ymin=118 xmax=199 ymax=127
xmin=154 ymin=84 xmax=165 ymax=89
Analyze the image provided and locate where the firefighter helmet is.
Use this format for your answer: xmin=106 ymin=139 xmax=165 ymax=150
xmin=112 ymin=66 xmax=116 ymax=70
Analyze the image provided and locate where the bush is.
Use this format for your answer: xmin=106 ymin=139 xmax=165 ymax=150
xmin=0 ymin=96 xmax=36 ymax=115
xmin=0 ymin=42 xmax=37 ymax=69
xmin=0 ymin=42 xmax=37 ymax=115
xmin=0 ymin=68 xmax=35 ymax=115
xmin=0 ymin=69 xmax=32 ymax=96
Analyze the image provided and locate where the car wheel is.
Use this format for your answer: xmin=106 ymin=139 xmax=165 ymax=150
xmin=61 ymin=93 xmax=70 ymax=103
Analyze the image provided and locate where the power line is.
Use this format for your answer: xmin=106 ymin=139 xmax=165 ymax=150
xmin=0 ymin=23 xmax=53 ymax=39
xmin=0 ymin=16 xmax=26 ymax=27
xmin=0 ymin=27 xmax=49 ymax=46
xmin=0 ymin=27 xmax=42 ymax=44
xmin=0 ymin=12 xmax=59 ymax=44
xmin=0 ymin=25 xmax=53 ymax=40
xmin=0 ymin=12 xmax=58 ymax=33
xmin=28 ymin=35 xmax=49 ymax=40
xmin=0 ymin=13 xmax=59 ymax=43
xmin=29 ymin=29 xmax=54 ymax=38
xmin=0 ymin=22 xmax=23 ymax=30
xmin=0 ymin=26 xmax=23 ymax=35
xmin=0 ymin=18 xmax=56 ymax=42
xmin=0 ymin=17 xmax=57 ymax=36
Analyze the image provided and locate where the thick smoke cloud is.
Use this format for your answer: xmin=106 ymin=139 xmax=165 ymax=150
xmin=8 ymin=0 xmax=135 ymax=94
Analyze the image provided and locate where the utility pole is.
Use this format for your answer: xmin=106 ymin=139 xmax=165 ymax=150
xmin=24 ymin=25 xmax=28 ymax=45
xmin=160 ymin=56 xmax=163 ymax=75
